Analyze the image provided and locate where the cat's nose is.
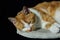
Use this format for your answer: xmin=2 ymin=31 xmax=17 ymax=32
xmin=27 ymin=21 xmax=32 ymax=24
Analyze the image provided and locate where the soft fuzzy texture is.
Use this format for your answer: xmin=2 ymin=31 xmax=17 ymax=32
xmin=17 ymin=29 xmax=60 ymax=39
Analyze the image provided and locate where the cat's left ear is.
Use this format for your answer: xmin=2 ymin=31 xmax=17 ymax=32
xmin=23 ymin=6 xmax=29 ymax=14
xmin=8 ymin=17 xmax=16 ymax=24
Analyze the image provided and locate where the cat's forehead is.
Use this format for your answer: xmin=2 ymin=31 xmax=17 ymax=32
xmin=17 ymin=9 xmax=35 ymax=17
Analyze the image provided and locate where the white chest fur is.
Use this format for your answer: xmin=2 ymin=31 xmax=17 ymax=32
xmin=41 ymin=20 xmax=49 ymax=29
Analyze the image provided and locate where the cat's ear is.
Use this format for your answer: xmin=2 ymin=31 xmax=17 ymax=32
xmin=40 ymin=7 xmax=48 ymax=13
xmin=8 ymin=17 xmax=16 ymax=24
xmin=23 ymin=6 xmax=29 ymax=14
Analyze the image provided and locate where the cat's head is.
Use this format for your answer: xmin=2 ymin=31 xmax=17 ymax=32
xmin=8 ymin=6 xmax=36 ymax=32
xmin=16 ymin=6 xmax=36 ymax=24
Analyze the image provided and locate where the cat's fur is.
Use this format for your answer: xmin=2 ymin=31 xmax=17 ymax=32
xmin=8 ymin=1 xmax=60 ymax=33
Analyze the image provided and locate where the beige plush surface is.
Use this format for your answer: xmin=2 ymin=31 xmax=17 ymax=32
xmin=17 ymin=29 xmax=60 ymax=39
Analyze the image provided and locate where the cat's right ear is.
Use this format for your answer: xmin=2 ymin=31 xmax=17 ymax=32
xmin=22 ymin=6 xmax=29 ymax=14
xmin=8 ymin=17 xmax=16 ymax=24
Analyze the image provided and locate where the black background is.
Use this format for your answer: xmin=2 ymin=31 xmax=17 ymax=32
xmin=1 ymin=0 xmax=60 ymax=40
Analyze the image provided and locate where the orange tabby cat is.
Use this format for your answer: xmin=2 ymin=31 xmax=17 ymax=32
xmin=8 ymin=1 xmax=60 ymax=33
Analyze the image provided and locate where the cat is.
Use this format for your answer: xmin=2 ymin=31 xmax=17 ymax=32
xmin=8 ymin=1 xmax=60 ymax=33
xmin=28 ymin=1 xmax=60 ymax=33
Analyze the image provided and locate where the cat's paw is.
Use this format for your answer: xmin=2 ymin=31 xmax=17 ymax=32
xmin=49 ymin=23 xmax=60 ymax=33
xmin=49 ymin=27 xmax=59 ymax=33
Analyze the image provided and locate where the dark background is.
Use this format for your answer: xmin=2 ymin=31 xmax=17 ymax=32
xmin=1 ymin=0 xmax=60 ymax=40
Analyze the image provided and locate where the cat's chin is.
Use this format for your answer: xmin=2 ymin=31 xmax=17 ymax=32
xmin=22 ymin=28 xmax=31 ymax=32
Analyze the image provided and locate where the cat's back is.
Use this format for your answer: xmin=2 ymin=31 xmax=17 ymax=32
xmin=34 ymin=1 xmax=60 ymax=9
xmin=34 ymin=2 xmax=49 ymax=9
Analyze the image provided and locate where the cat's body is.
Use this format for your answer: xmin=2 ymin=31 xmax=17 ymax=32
xmin=8 ymin=1 xmax=60 ymax=33
xmin=28 ymin=1 xmax=60 ymax=33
